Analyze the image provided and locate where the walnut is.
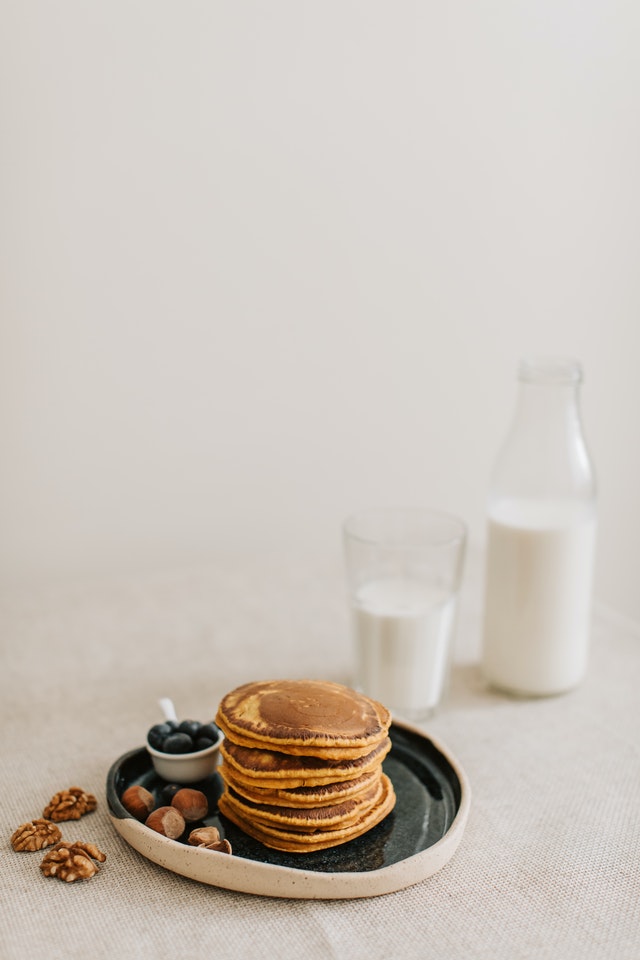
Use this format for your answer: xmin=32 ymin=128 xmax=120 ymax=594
xmin=40 ymin=841 xmax=107 ymax=882
xmin=187 ymin=826 xmax=232 ymax=854
xmin=11 ymin=818 xmax=62 ymax=852
xmin=43 ymin=786 xmax=97 ymax=822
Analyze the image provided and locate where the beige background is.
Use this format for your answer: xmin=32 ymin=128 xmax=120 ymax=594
xmin=1 ymin=2 xmax=639 ymax=618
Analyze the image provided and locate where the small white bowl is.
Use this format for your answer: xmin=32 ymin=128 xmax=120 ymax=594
xmin=146 ymin=729 xmax=223 ymax=784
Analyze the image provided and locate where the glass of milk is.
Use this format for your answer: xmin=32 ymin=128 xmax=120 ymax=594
xmin=343 ymin=508 xmax=467 ymax=721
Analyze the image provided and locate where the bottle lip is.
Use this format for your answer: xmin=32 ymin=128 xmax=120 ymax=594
xmin=518 ymin=356 xmax=583 ymax=385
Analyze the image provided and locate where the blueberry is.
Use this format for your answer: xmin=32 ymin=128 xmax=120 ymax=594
xmin=177 ymin=719 xmax=201 ymax=740
xmin=159 ymin=783 xmax=182 ymax=805
xmin=162 ymin=732 xmax=195 ymax=754
xmin=196 ymin=722 xmax=219 ymax=742
xmin=148 ymin=723 xmax=174 ymax=750
xmin=195 ymin=737 xmax=215 ymax=751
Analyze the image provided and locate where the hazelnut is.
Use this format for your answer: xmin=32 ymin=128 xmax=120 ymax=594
xmin=187 ymin=826 xmax=221 ymax=846
xmin=121 ymin=785 xmax=155 ymax=821
xmin=145 ymin=806 xmax=185 ymax=839
xmin=187 ymin=826 xmax=232 ymax=854
xmin=171 ymin=788 xmax=208 ymax=822
xmin=208 ymin=838 xmax=232 ymax=854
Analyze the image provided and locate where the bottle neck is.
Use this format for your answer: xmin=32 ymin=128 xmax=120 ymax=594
xmin=490 ymin=357 xmax=596 ymax=504
xmin=514 ymin=378 xmax=581 ymax=438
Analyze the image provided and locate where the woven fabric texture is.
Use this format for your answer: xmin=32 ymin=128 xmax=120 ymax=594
xmin=1 ymin=555 xmax=638 ymax=960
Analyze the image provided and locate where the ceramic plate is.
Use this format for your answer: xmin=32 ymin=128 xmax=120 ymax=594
xmin=106 ymin=720 xmax=471 ymax=899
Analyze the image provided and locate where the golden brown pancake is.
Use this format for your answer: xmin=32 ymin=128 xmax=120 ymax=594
xmin=218 ymin=774 xmax=396 ymax=853
xmin=215 ymin=679 xmax=391 ymax=757
xmin=219 ymin=765 xmax=378 ymax=808
xmin=220 ymin=775 xmax=383 ymax=832
xmin=219 ymin=736 xmax=391 ymax=788
xmin=215 ymin=680 xmax=396 ymax=853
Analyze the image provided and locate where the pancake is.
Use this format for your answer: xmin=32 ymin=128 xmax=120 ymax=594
xmin=219 ymin=765 xmax=378 ymax=808
xmin=221 ymin=776 xmax=383 ymax=833
xmin=219 ymin=736 xmax=391 ymax=789
xmin=215 ymin=679 xmax=396 ymax=853
xmin=215 ymin=679 xmax=391 ymax=757
xmin=218 ymin=774 xmax=396 ymax=853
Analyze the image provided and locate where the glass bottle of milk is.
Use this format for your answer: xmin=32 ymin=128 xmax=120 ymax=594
xmin=481 ymin=357 xmax=597 ymax=696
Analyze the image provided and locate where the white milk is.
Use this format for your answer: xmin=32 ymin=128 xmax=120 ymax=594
xmin=482 ymin=499 xmax=597 ymax=696
xmin=352 ymin=577 xmax=456 ymax=719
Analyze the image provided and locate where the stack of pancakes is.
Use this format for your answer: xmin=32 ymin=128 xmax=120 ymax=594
xmin=215 ymin=679 xmax=396 ymax=853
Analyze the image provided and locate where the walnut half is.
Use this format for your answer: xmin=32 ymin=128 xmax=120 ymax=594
xmin=40 ymin=841 xmax=107 ymax=882
xmin=43 ymin=786 xmax=97 ymax=822
xmin=11 ymin=819 xmax=62 ymax=852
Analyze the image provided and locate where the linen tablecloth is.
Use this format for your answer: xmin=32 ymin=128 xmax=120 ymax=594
xmin=2 ymin=550 xmax=639 ymax=959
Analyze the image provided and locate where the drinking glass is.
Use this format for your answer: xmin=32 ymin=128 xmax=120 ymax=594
xmin=343 ymin=508 xmax=467 ymax=721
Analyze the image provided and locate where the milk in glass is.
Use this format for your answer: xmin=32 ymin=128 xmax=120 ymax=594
xmin=353 ymin=577 xmax=455 ymax=718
